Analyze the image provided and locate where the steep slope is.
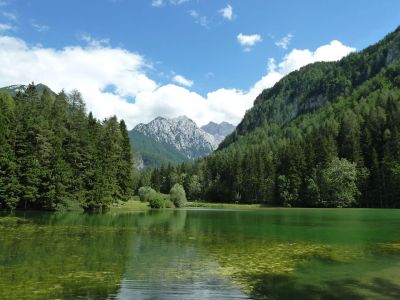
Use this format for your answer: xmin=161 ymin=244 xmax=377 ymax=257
xmin=220 ymin=26 xmax=400 ymax=149
xmin=129 ymin=129 xmax=189 ymax=168
xmin=201 ymin=121 xmax=235 ymax=144
xmin=129 ymin=116 xmax=220 ymax=168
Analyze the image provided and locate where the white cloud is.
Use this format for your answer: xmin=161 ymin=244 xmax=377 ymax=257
xmin=173 ymin=74 xmax=193 ymax=87
xmin=0 ymin=23 xmax=13 ymax=33
xmin=0 ymin=35 xmax=355 ymax=129
xmin=276 ymin=40 xmax=355 ymax=74
xmin=275 ymin=33 xmax=293 ymax=50
xmin=237 ymin=33 xmax=262 ymax=51
xmin=189 ymin=10 xmax=209 ymax=28
xmin=219 ymin=4 xmax=233 ymax=21
xmin=31 ymin=20 xmax=49 ymax=32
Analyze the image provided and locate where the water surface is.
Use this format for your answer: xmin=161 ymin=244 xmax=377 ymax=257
xmin=1 ymin=208 xmax=400 ymax=299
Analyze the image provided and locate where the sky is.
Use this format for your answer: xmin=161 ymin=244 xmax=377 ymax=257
xmin=0 ymin=0 xmax=399 ymax=129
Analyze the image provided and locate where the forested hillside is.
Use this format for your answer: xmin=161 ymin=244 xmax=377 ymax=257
xmin=129 ymin=129 xmax=189 ymax=167
xmin=0 ymin=84 xmax=134 ymax=211
xmin=144 ymin=26 xmax=400 ymax=208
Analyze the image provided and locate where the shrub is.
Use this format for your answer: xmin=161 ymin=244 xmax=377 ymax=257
xmin=148 ymin=193 xmax=174 ymax=209
xmin=169 ymin=183 xmax=187 ymax=208
xmin=138 ymin=186 xmax=155 ymax=202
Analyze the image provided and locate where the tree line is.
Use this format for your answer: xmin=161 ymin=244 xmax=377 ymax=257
xmin=0 ymin=84 xmax=134 ymax=211
xmin=142 ymin=28 xmax=400 ymax=208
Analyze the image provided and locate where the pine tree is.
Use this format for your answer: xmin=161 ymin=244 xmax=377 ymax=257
xmin=118 ymin=120 xmax=134 ymax=201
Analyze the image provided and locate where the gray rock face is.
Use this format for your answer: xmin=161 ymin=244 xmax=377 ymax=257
xmin=134 ymin=116 xmax=219 ymax=160
xmin=201 ymin=121 xmax=235 ymax=144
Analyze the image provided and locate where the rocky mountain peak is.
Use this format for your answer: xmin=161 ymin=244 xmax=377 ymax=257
xmin=133 ymin=116 xmax=218 ymax=160
xmin=130 ymin=116 xmax=236 ymax=167
xmin=201 ymin=121 xmax=236 ymax=144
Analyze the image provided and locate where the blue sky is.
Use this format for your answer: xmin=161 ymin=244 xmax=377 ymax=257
xmin=0 ymin=0 xmax=399 ymax=127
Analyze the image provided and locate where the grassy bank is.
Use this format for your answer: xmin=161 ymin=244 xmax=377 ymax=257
xmin=185 ymin=201 xmax=265 ymax=209
xmin=108 ymin=197 xmax=150 ymax=213
xmin=109 ymin=198 xmax=266 ymax=212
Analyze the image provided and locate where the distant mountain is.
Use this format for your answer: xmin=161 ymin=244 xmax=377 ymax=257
xmin=0 ymin=83 xmax=54 ymax=96
xmin=129 ymin=128 xmax=189 ymax=168
xmin=129 ymin=116 xmax=233 ymax=168
xmin=201 ymin=121 xmax=235 ymax=144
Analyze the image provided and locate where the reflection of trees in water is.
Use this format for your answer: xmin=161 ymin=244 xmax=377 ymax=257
xmin=0 ymin=212 xmax=140 ymax=299
xmin=2 ymin=210 xmax=400 ymax=299
xmin=181 ymin=212 xmax=400 ymax=300
xmin=120 ymin=209 xmax=207 ymax=283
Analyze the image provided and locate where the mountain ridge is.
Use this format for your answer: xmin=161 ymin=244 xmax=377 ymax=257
xmin=129 ymin=116 xmax=234 ymax=168
xmin=220 ymin=25 xmax=400 ymax=150
xmin=201 ymin=121 xmax=235 ymax=144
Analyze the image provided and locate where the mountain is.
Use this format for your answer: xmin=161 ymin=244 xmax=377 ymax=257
xmin=129 ymin=116 xmax=221 ymax=168
xmin=129 ymin=129 xmax=189 ymax=168
xmin=0 ymin=83 xmax=53 ymax=96
xmin=148 ymin=26 xmax=400 ymax=208
xmin=220 ymin=27 xmax=400 ymax=150
xmin=201 ymin=121 xmax=235 ymax=144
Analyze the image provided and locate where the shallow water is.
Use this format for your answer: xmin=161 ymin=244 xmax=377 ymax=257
xmin=1 ymin=208 xmax=400 ymax=299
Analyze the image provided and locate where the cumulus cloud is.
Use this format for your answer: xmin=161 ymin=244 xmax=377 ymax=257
xmin=173 ymin=74 xmax=193 ymax=87
xmin=237 ymin=33 xmax=262 ymax=51
xmin=275 ymin=33 xmax=293 ymax=50
xmin=0 ymin=35 xmax=355 ymax=128
xmin=219 ymin=4 xmax=233 ymax=21
xmin=237 ymin=33 xmax=262 ymax=46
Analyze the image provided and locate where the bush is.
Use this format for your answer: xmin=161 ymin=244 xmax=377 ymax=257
xmin=148 ymin=193 xmax=174 ymax=209
xmin=138 ymin=186 xmax=155 ymax=202
xmin=169 ymin=183 xmax=187 ymax=208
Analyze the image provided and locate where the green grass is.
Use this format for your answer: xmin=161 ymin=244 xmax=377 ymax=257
xmin=109 ymin=198 xmax=266 ymax=212
xmin=108 ymin=197 xmax=150 ymax=212
xmin=185 ymin=201 xmax=265 ymax=209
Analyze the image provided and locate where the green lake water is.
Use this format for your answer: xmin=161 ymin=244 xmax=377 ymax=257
xmin=1 ymin=208 xmax=400 ymax=299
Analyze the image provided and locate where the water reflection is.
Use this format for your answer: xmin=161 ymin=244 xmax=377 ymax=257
xmin=0 ymin=208 xmax=400 ymax=299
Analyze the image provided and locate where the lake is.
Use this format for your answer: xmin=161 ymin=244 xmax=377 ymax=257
xmin=1 ymin=208 xmax=400 ymax=299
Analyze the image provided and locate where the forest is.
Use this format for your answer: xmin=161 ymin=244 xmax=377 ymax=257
xmin=2 ymin=27 xmax=400 ymax=210
xmin=0 ymin=85 xmax=134 ymax=211
xmin=141 ymin=27 xmax=400 ymax=208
